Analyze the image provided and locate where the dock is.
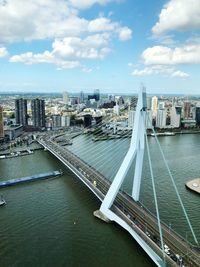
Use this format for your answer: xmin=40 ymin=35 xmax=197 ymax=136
xmin=0 ymin=149 xmax=34 ymax=159
xmin=185 ymin=178 xmax=200 ymax=194
xmin=0 ymin=170 xmax=63 ymax=188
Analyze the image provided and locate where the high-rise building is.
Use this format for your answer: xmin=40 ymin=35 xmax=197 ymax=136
xmin=63 ymin=91 xmax=69 ymax=104
xmin=79 ymin=91 xmax=84 ymax=103
xmin=158 ymin=102 xmax=165 ymax=110
xmin=184 ymin=101 xmax=191 ymax=118
xmin=128 ymin=110 xmax=135 ymax=128
xmin=113 ymin=104 xmax=120 ymax=115
xmin=31 ymin=99 xmax=45 ymax=128
xmin=94 ymin=89 xmax=100 ymax=101
xmin=170 ymin=107 xmax=180 ymax=128
xmin=61 ymin=116 xmax=70 ymax=127
xmin=0 ymin=106 xmax=4 ymax=139
xmin=151 ymin=96 xmax=158 ymax=116
xmin=115 ymin=96 xmax=124 ymax=106
xmin=130 ymin=96 xmax=138 ymax=110
xmin=146 ymin=110 xmax=153 ymax=129
xmin=146 ymin=97 xmax=152 ymax=110
xmin=52 ymin=115 xmax=61 ymax=129
xmin=175 ymin=106 xmax=182 ymax=117
xmin=196 ymin=107 xmax=200 ymax=125
xmin=84 ymin=114 xmax=92 ymax=127
xmin=15 ymin=98 xmax=28 ymax=126
xmin=88 ymin=89 xmax=100 ymax=102
xmin=156 ymin=109 xmax=167 ymax=128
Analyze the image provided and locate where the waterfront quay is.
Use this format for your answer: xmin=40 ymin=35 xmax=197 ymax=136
xmin=38 ymin=137 xmax=200 ymax=267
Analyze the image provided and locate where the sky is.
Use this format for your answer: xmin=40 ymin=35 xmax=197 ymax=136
xmin=0 ymin=0 xmax=200 ymax=95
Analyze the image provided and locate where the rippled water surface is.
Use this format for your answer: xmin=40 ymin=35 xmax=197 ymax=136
xmin=0 ymin=133 xmax=200 ymax=267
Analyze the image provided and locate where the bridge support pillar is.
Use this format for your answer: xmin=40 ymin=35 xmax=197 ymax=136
xmin=93 ymin=210 xmax=110 ymax=223
xmin=99 ymin=86 xmax=147 ymax=215
xmin=95 ymin=87 xmax=165 ymax=267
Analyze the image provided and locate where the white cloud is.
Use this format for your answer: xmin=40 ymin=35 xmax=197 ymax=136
xmin=171 ymin=70 xmax=189 ymax=78
xmin=52 ymin=34 xmax=111 ymax=60
xmin=0 ymin=47 xmax=8 ymax=57
xmin=142 ymin=44 xmax=200 ymax=65
xmin=0 ymin=0 xmax=76 ymax=43
xmin=118 ymin=27 xmax=132 ymax=41
xmin=132 ymin=65 xmax=189 ymax=78
xmin=0 ymin=0 xmax=132 ymax=44
xmin=69 ymin=0 xmax=114 ymax=9
xmin=88 ymin=17 xmax=118 ymax=32
xmin=152 ymin=0 xmax=200 ymax=35
xmin=10 ymin=51 xmax=81 ymax=69
xmin=10 ymin=34 xmax=112 ymax=69
xmin=128 ymin=62 xmax=133 ymax=67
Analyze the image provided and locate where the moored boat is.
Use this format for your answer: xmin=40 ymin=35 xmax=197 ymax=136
xmin=0 ymin=196 xmax=6 ymax=206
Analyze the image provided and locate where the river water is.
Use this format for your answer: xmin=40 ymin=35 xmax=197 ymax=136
xmin=0 ymin=134 xmax=200 ymax=267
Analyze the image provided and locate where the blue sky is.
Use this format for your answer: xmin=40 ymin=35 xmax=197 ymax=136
xmin=0 ymin=0 xmax=200 ymax=94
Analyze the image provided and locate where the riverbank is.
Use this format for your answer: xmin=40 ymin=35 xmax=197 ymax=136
xmin=0 ymin=141 xmax=43 ymax=159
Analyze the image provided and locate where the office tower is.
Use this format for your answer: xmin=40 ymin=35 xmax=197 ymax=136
xmin=151 ymin=96 xmax=158 ymax=116
xmin=158 ymin=102 xmax=165 ymax=110
xmin=61 ymin=116 xmax=70 ymax=127
xmin=128 ymin=110 xmax=135 ymax=128
xmin=52 ymin=115 xmax=61 ymax=129
xmin=79 ymin=91 xmax=84 ymax=103
xmin=113 ymin=104 xmax=120 ymax=115
xmin=0 ymin=106 xmax=4 ymax=138
xmin=31 ymin=99 xmax=45 ymax=128
xmin=115 ymin=96 xmax=124 ymax=106
xmin=184 ymin=101 xmax=191 ymax=118
xmin=69 ymin=96 xmax=78 ymax=105
xmin=94 ymin=89 xmax=100 ymax=101
xmin=84 ymin=114 xmax=92 ymax=127
xmin=15 ymin=98 xmax=28 ymax=126
xmin=130 ymin=96 xmax=138 ymax=110
xmin=146 ymin=110 xmax=153 ymax=129
xmin=63 ymin=91 xmax=69 ymax=104
xmin=175 ymin=106 xmax=182 ymax=116
xmin=196 ymin=107 xmax=200 ymax=125
xmin=156 ymin=109 xmax=167 ymax=128
xmin=170 ymin=107 xmax=180 ymax=128
xmin=146 ymin=97 xmax=152 ymax=110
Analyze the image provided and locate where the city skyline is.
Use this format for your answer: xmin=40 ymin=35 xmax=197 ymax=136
xmin=0 ymin=0 xmax=200 ymax=94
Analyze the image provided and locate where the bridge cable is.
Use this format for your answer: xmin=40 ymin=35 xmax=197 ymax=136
xmin=49 ymin=130 xmax=129 ymax=187
xmin=63 ymin=118 xmax=113 ymax=148
xmin=68 ymin=125 xmax=131 ymax=159
xmin=148 ymin=117 xmax=199 ymax=245
xmin=72 ymin=136 xmax=129 ymax=182
xmin=145 ymin=127 xmax=166 ymax=266
xmin=69 ymin=129 xmax=130 ymax=164
xmin=67 ymin=130 xmax=131 ymax=177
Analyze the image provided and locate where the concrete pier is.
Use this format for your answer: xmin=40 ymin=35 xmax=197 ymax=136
xmin=185 ymin=178 xmax=200 ymax=194
xmin=93 ymin=210 xmax=110 ymax=223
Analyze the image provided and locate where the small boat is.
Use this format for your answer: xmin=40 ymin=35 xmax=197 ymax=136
xmin=151 ymin=132 xmax=175 ymax=137
xmin=0 ymin=195 xmax=6 ymax=206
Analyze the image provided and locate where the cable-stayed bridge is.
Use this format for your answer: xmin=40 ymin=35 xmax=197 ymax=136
xmin=38 ymin=88 xmax=200 ymax=267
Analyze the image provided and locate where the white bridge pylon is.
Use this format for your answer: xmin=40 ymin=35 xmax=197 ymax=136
xmin=94 ymin=86 xmax=165 ymax=267
xmin=101 ymin=86 xmax=146 ymax=212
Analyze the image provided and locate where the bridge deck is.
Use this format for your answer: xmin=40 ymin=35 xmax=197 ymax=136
xmin=38 ymin=138 xmax=200 ymax=267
